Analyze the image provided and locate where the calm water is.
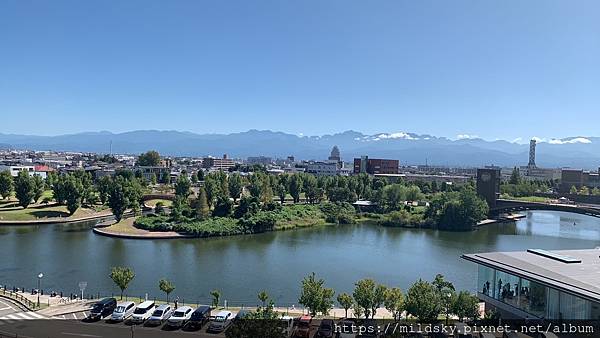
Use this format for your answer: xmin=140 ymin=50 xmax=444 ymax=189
xmin=1 ymin=211 xmax=599 ymax=306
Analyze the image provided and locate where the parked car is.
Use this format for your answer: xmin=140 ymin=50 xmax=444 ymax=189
xmin=130 ymin=300 xmax=156 ymax=324
xmin=166 ymin=306 xmax=193 ymax=328
xmin=88 ymin=298 xmax=117 ymax=320
xmin=146 ymin=304 xmax=172 ymax=326
xmin=110 ymin=301 xmax=136 ymax=322
xmin=207 ymin=310 xmax=234 ymax=333
xmin=316 ymin=319 xmax=334 ymax=338
xmin=281 ymin=315 xmax=295 ymax=337
xmin=234 ymin=309 xmax=250 ymax=322
xmin=294 ymin=315 xmax=312 ymax=338
xmin=187 ymin=306 xmax=211 ymax=329
xmin=337 ymin=318 xmax=358 ymax=338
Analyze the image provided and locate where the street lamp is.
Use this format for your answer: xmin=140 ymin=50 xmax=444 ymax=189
xmin=37 ymin=273 xmax=43 ymax=307
xmin=445 ymin=292 xmax=452 ymax=325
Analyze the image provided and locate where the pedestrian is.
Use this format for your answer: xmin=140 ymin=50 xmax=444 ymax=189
xmin=174 ymin=296 xmax=179 ymax=309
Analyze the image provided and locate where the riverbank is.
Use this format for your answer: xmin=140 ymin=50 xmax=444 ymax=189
xmin=93 ymin=218 xmax=194 ymax=239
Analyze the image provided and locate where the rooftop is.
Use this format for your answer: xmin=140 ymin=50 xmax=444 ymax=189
xmin=463 ymin=248 xmax=600 ymax=302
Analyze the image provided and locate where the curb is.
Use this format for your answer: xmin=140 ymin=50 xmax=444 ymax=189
xmin=92 ymin=227 xmax=193 ymax=240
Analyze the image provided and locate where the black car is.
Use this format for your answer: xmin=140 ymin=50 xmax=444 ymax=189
xmin=316 ymin=319 xmax=334 ymax=338
xmin=88 ymin=298 xmax=117 ymax=320
xmin=234 ymin=309 xmax=251 ymax=321
xmin=186 ymin=306 xmax=211 ymax=329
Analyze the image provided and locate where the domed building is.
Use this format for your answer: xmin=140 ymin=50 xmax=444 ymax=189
xmin=328 ymin=145 xmax=341 ymax=163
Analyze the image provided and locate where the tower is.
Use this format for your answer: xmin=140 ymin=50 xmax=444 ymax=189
xmin=328 ymin=145 xmax=341 ymax=162
xmin=528 ymin=139 xmax=536 ymax=168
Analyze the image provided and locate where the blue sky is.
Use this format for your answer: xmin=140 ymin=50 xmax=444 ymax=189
xmin=1 ymin=0 xmax=598 ymax=142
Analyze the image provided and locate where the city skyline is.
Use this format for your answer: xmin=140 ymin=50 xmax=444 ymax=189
xmin=1 ymin=0 xmax=599 ymax=140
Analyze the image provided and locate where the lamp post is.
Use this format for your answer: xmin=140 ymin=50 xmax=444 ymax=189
xmin=37 ymin=273 xmax=43 ymax=307
xmin=445 ymin=292 xmax=452 ymax=325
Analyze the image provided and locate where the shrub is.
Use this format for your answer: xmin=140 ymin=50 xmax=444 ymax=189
xmin=319 ymin=202 xmax=355 ymax=224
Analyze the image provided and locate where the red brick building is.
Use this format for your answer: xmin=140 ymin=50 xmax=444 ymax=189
xmin=353 ymin=156 xmax=399 ymax=175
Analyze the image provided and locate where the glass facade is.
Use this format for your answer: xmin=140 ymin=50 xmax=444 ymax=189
xmin=477 ymin=265 xmax=600 ymax=320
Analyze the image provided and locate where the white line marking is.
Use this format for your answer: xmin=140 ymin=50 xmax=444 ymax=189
xmin=26 ymin=312 xmax=45 ymax=319
xmin=72 ymin=313 xmax=78 ymax=319
xmin=6 ymin=314 xmax=21 ymax=320
xmin=61 ymin=333 xmax=102 ymax=337
xmin=0 ymin=306 xmax=11 ymax=311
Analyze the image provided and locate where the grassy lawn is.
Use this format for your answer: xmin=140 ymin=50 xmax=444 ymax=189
xmin=103 ymin=217 xmax=148 ymax=235
xmin=0 ymin=204 xmax=99 ymax=221
xmin=506 ymin=195 xmax=550 ymax=203
xmin=145 ymin=199 xmax=173 ymax=207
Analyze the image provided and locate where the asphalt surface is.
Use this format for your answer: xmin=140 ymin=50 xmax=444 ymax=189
xmin=0 ymin=318 xmax=229 ymax=338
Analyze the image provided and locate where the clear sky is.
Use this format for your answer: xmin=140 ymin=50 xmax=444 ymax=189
xmin=1 ymin=0 xmax=598 ymax=141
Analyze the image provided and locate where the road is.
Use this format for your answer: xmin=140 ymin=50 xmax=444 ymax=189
xmin=0 ymin=299 xmax=228 ymax=338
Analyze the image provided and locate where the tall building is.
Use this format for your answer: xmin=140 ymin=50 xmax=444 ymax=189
xmin=202 ymin=154 xmax=236 ymax=171
xmin=353 ymin=156 xmax=399 ymax=175
xmin=528 ymin=139 xmax=536 ymax=168
xmin=476 ymin=167 xmax=501 ymax=208
xmin=328 ymin=146 xmax=341 ymax=163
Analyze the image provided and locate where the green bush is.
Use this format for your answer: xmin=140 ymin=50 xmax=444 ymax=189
xmin=379 ymin=210 xmax=424 ymax=228
xmin=319 ymin=202 xmax=355 ymax=224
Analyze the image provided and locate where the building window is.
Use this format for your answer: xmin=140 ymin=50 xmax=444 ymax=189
xmin=560 ymin=292 xmax=591 ymax=320
xmin=520 ymin=278 xmax=547 ymax=318
xmin=494 ymin=270 xmax=520 ymax=309
xmin=478 ymin=265 xmax=495 ymax=298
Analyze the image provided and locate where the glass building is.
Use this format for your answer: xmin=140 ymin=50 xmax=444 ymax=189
xmin=463 ymin=249 xmax=600 ymax=320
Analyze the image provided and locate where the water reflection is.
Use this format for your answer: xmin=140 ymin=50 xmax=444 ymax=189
xmin=0 ymin=211 xmax=599 ymax=304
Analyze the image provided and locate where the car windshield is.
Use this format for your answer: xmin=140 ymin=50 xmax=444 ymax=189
xmin=133 ymin=308 xmax=147 ymax=314
xmin=213 ymin=316 xmax=225 ymax=322
xmin=321 ymin=322 xmax=332 ymax=330
xmin=92 ymin=304 xmax=103 ymax=311
xmin=114 ymin=306 xmax=125 ymax=313
xmin=152 ymin=310 xmax=163 ymax=316
xmin=173 ymin=311 xmax=185 ymax=317
xmin=299 ymin=321 xmax=310 ymax=328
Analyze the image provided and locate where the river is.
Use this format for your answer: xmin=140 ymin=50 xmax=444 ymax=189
xmin=1 ymin=210 xmax=599 ymax=307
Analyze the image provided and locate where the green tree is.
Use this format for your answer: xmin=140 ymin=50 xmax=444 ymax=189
xmin=195 ymin=187 xmax=211 ymax=220
xmin=384 ymin=287 xmax=405 ymax=321
xmin=64 ymin=175 xmax=83 ymax=215
xmin=570 ymin=185 xmax=578 ymax=194
xmin=298 ymin=272 xmax=335 ymax=316
xmin=433 ymin=274 xmax=456 ymax=325
xmin=14 ymin=170 xmax=35 ymax=209
xmin=337 ymin=293 xmax=354 ymax=319
xmin=110 ymin=266 xmax=135 ymax=300
xmin=210 ymin=289 xmax=221 ymax=308
xmin=151 ymin=173 xmax=158 ymax=185
xmin=228 ymin=173 xmax=243 ymax=203
xmin=276 ymin=184 xmax=287 ymax=204
xmin=258 ymin=290 xmax=269 ymax=307
xmin=32 ymin=175 xmax=45 ymax=203
xmin=451 ymin=291 xmax=480 ymax=322
xmin=289 ymin=174 xmax=302 ymax=203
xmin=353 ymin=279 xmax=378 ymax=319
xmin=592 ymin=187 xmax=600 ymax=196
xmin=191 ymin=172 xmax=198 ymax=184
xmin=107 ymin=176 xmax=142 ymax=222
xmin=158 ymin=279 xmax=175 ymax=302
xmin=97 ymin=175 xmax=112 ymax=205
xmin=204 ymin=176 xmax=219 ymax=209
xmin=405 ymin=279 xmax=441 ymax=323
xmin=0 ymin=170 xmax=13 ymax=200
xmin=137 ymin=150 xmax=161 ymax=166
xmin=580 ymin=186 xmax=590 ymax=195
xmin=226 ymin=295 xmax=285 ymax=338
xmin=174 ymin=175 xmax=191 ymax=199
xmin=509 ymin=167 xmax=521 ymax=185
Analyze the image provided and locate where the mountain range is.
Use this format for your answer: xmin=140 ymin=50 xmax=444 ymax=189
xmin=0 ymin=130 xmax=598 ymax=169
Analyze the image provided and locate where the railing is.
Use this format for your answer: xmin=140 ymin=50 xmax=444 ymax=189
xmin=0 ymin=287 xmax=37 ymax=310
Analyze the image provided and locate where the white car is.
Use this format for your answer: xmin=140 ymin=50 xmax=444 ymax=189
xmin=280 ymin=315 xmax=294 ymax=337
xmin=208 ymin=310 xmax=233 ymax=333
xmin=337 ymin=319 xmax=358 ymax=338
xmin=166 ymin=306 xmax=193 ymax=328
xmin=146 ymin=304 xmax=172 ymax=326
xmin=111 ymin=301 xmax=136 ymax=322
xmin=130 ymin=300 xmax=156 ymax=324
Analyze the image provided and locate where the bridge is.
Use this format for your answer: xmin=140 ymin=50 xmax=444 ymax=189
xmin=492 ymin=199 xmax=600 ymax=218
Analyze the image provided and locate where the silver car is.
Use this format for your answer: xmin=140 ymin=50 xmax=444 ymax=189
xmin=166 ymin=306 xmax=193 ymax=328
xmin=110 ymin=301 xmax=136 ymax=322
xmin=146 ymin=304 xmax=172 ymax=326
